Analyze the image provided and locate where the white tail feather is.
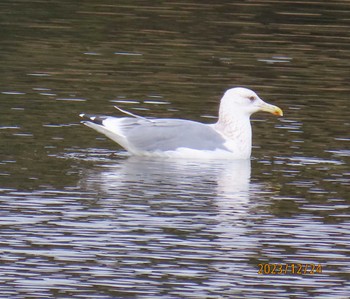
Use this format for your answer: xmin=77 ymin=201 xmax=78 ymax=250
xmin=114 ymin=105 xmax=152 ymax=122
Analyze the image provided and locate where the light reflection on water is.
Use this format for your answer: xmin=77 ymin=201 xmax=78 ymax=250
xmin=0 ymin=153 xmax=349 ymax=298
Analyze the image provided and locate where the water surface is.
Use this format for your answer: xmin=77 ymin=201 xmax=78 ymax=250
xmin=0 ymin=1 xmax=349 ymax=298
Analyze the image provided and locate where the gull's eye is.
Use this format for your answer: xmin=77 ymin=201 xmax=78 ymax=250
xmin=249 ymin=96 xmax=256 ymax=101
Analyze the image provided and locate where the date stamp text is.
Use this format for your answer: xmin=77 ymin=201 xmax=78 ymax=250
xmin=258 ymin=263 xmax=323 ymax=275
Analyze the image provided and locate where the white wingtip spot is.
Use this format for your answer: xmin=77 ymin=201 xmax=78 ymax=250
xmin=79 ymin=113 xmax=85 ymax=118
xmin=91 ymin=116 xmax=96 ymax=121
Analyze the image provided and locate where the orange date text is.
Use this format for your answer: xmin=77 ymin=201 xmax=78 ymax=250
xmin=257 ymin=263 xmax=323 ymax=275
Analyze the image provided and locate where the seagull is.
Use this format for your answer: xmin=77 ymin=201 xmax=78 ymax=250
xmin=79 ymin=87 xmax=283 ymax=159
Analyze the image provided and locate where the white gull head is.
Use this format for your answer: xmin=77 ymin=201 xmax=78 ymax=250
xmin=214 ymin=87 xmax=283 ymax=159
xmin=218 ymin=87 xmax=283 ymax=119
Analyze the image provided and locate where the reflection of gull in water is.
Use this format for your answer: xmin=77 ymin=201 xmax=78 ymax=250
xmin=81 ymin=157 xmax=250 ymax=194
xmin=79 ymin=156 xmax=259 ymax=278
xmin=80 ymin=157 xmax=252 ymax=219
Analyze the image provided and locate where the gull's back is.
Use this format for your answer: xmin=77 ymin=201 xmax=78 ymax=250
xmin=80 ymin=114 xmax=228 ymax=155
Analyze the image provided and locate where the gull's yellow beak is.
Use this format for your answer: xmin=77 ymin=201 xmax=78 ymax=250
xmin=259 ymin=102 xmax=283 ymax=117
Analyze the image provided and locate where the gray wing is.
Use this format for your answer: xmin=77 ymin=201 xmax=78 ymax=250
xmin=120 ymin=118 xmax=228 ymax=152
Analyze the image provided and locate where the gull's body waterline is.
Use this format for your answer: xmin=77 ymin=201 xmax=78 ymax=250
xmin=80 ymin=87 xmax=283 ymax=159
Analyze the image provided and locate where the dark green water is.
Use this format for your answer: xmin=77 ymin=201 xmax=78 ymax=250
xmin=0 ymin=1 xmax=349 ymax=298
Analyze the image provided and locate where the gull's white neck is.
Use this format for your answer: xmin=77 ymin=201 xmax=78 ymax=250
xmin=214 ymin=107 xmax=252 ymax=159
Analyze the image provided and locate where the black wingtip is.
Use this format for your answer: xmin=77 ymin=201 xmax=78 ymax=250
xmin=79 ymin=113 xmax=107 ymax=125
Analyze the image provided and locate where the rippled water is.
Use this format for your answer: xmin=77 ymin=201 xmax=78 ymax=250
xmin=0 ymin=1 xmax=349 ymax=298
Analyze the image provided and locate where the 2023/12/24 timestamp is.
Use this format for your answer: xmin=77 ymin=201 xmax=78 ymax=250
xmin=258 ymin=263 xmax=323 ymax=275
